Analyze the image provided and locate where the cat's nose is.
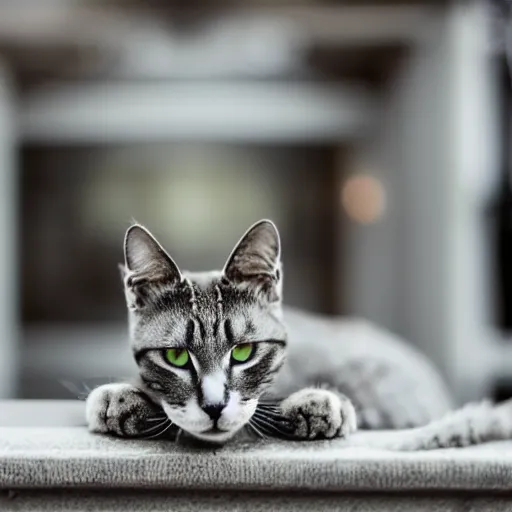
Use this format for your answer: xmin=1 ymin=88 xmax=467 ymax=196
xmin=202 ymin=404 xmax=224 ymax=421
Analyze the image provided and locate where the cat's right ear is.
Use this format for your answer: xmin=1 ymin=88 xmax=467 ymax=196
xmin=122 ymin=225 xmax=182 ymax=309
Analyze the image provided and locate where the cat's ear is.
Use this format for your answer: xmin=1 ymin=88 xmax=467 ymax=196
xmin=124 ymin=224 xmax=181 ymax=282
xmin=122 ymin=225 xmax=182 ymax=309
xmin=223 ymin=219 xmax=282 ymax=302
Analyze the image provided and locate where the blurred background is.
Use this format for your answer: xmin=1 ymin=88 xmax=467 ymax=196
xmin=0 ymin=0 xmax=510 ymax=405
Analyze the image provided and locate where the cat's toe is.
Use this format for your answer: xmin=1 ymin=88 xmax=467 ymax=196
xmin=85 ymin=383 xmax=160 ymax=437
xmin=338 ymin=394 xmax=358 ymax=437
xmin=85 ymin=383 xmax=116 ymax=434
xmin=280 ymin=389 xmax=357 ymax=440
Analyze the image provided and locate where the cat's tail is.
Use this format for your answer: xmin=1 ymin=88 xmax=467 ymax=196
xmin=350 ymin=399 xmax=512 ymax=451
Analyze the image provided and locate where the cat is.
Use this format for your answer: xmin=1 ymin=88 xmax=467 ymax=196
xmin=85 ymin=219 xmax=512 ymax=449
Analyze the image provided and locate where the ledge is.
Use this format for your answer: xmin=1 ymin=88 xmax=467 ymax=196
xmin=1 ymin=401 xmax=512 ymax=493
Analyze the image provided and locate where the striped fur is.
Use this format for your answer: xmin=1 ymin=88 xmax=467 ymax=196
xmin=119 ymin=220 xmax=287 ymax=443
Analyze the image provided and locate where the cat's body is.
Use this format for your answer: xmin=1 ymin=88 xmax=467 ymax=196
xmin=272 ymin=306 xmax=453 ymax=429
xmin=86 ymin=220 xmax=512 ymax=450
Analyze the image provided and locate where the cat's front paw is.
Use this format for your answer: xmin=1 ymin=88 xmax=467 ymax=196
xmin=85 ymin=383 xmax=170 ymax=438
xmin=280 ymin=388 xmax=357 ymax=440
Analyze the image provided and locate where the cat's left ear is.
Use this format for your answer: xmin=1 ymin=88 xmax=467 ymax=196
xmin=223 ymin=219 xmax=282 ymax=302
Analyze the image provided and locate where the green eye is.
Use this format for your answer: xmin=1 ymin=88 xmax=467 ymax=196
xmin=165 ymin=348 xmax=189 ymax=367
xmin=231 ymin=343 xmax=254 ymax=363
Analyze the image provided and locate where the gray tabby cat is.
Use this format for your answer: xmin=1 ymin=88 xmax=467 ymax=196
xmin=86 ymin=220 xmax=512 ymax=449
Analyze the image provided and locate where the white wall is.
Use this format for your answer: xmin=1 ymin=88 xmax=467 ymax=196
xmin=444 ymin=0 xmax=499 ymax=402
xmin=0 ymin=59 xmax=18 ymax=398
xmin=342 ymin=1 xmax=498 ymax=403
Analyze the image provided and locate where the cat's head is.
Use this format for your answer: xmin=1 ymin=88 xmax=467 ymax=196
xmin=120 ymin=220 xmax=287 ymax=443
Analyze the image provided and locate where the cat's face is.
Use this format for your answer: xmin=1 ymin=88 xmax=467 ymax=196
xmin=120 ymin=220 xmax=287 ymax=443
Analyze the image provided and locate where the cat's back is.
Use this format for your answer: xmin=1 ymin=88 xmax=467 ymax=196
xmin=272 ymin=306 xmax=453 ymax=429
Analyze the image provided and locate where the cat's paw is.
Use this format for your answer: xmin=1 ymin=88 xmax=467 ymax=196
xmin=85 ymin=383 xmax=169 ymax=438
xmin=280 ymin=388 xmax=357 ymax=440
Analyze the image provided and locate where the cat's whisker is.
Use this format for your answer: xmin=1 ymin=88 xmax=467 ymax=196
xmin=253 ymin=408 xmax=282 ymax=420
xmin=253 ymin=411 xmax=286 ymax=423
xmin=258 ymin=399 xmax=282 ymax=405
xmin=252 ymin=412 xmax=294 ymax=438
xmin=254 ymin=407 xmax=285 ymax=421
xmin=146 ymin=416 xmax=168 ymax=422
xmin=253 ymin=409 xmax=292 ymax=428
xmin=256 ymin=403 xmax=281 ymax=412
xmin=248 ymin=419 xmax=268 ymax=440
xmin=252 ymin=414 xmax=285 ymax=433
xmin=255 ymin=410 xmax=281 ymax=419
xmin=257 ymin=403 xmax=281 ymax=411
xmin=252 ymin=421 xmax=289 ymax=439
xmin=142 ymin=420 xmax=174 ymax=439
xmin=139 ymin=421 xmax=167 ymax=436
xmin=138 ymin=419 xmax=170 ymax=436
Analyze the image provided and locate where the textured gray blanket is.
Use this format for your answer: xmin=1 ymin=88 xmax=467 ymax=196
xmin=1 ymin=400 xmax=512 ymax=512
xmin=1 ymin=427 xmax=512 ymax=492
xmin=1 ymin=400 xmax=512 ymax=492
